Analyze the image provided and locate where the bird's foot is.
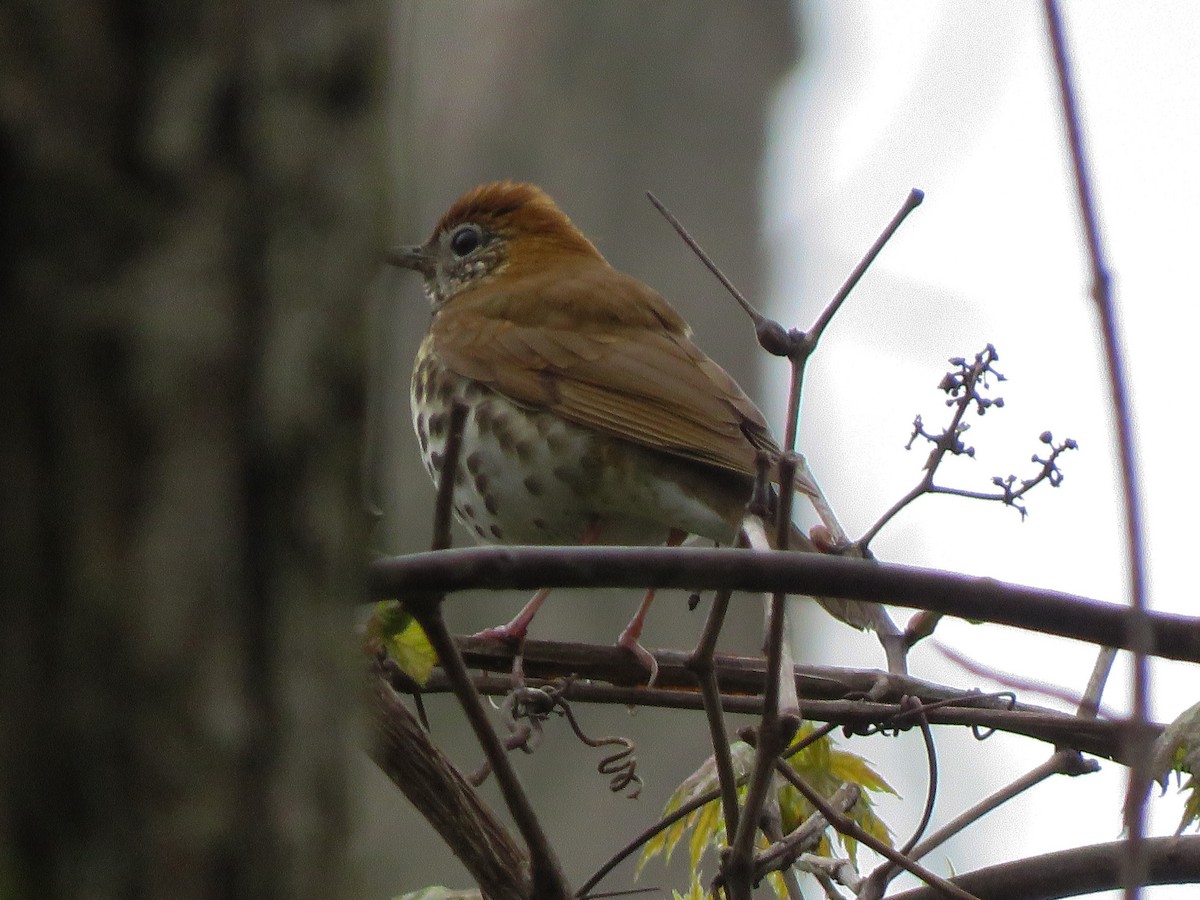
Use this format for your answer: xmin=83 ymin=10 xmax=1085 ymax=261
xmin=617 ymin=627 xmax=659 ymax=688
xmin=471 ymin=622 xmax=526 ymax=644
xmin=471 ymin=587 xmax=551 ymax=644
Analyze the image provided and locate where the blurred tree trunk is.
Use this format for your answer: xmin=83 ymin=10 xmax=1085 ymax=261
xmin=0 ymin=2 xmax=387 ymax=898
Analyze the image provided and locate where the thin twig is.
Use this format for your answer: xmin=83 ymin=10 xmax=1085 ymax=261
xmin=745 ymin=783 xmax=861 ymax=888
xmin=431 ymin=401 xmax=468 ymax=551
xmin=934 ymin=639 xmax=1119 ymax=719
xmin=688 ymin=581 xmax=742 ymax=842
xmin=1043 ymin=4 xmax=1151 ymax=895
xmin=860 ymin=749 xmax=1095 ymax=898
xmin=1078 ymin=646 xmax=1118 ymax=720
xmin=784 ymin=189 xmax=924 ymax=451
xmin=688 ymin=525 xmax=747 ymax=842
xmin=645 ymin=191 xmax=769 ymax=332
xmin=408 ymin=604 xmax=571 ymax=898
xmin=904 ymin=712 xmax=940 ymax=856
xmin=781 ymin=358 xmax=805 ymax=456
xmin=412 ymin=398 xmax=571 ymax=898
xmin=773 ymin=453 xmax=800 ymax=718
xmin=807 ymin=188 xmax=925 ymax=348
xmin=726 ymin=490 xmax=800 ymax=898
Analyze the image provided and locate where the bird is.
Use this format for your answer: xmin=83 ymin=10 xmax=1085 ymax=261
xmin=389 ymin=181 xmax=894 ymax=678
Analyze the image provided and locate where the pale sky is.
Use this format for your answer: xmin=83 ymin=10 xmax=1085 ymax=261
xmin=768 ymin=3 xmax=1200 ymax=896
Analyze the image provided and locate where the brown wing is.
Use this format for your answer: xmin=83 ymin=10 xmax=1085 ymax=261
xmin=430 ymin=264 xmax=780 ymax=477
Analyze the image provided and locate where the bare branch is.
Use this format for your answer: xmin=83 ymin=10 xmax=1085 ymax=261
xmin=887 ymin=835 xmax=1200 ymax=900
xmin=370 ymin=547 xmax=1200 ymax=665
xmin=414 ymin=650 xmax=1157 ymax=766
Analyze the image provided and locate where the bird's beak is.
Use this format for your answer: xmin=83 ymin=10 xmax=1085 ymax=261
xmin=386 ymin=243 xmax=436 ymax=277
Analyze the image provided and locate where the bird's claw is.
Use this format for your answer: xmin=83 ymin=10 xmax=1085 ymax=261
xmin=617 ymin=630 xmax=659 ymax=688
xmin=472 ymin=623 xmax=525 ymax=644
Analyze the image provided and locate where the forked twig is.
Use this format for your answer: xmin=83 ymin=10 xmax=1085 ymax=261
xmin=647 ymin=187 xmax=923 ymax=453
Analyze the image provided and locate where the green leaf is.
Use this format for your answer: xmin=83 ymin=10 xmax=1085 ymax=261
xmin=671 ymin=871 xmax=707 ymax=900
xmin=641 ymin=728 xmax=897 ymax=891
xmin=1151 ymin=700 xmax=1200 ymax=833
xmin=640 ymin=743 xmax=754 ymax=875
xmin=688 ymin=797 xmax=722 ymax=874
xmin=371 ymin=601 xmax=438 ymax=686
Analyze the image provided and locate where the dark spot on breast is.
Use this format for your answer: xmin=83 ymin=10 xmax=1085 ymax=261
xmin=484 ymin=494 xmax=498 ymax=515
xmin=463 ymin=381 xmax=482 ymax=401
xmin=474 ymin=473 xmax=489 ymax=492
xmin=473 ymin=523 xmax=488 ymax=538
xmin=533 ymin=517 xmax=547 ymax=530
xmin=429 ymin=450 xmax=444 ymax=471
xmin=428 ymin=413 xmax=446 ymax=437
xmin=489 ymin=524 xmax=504 ymax=540
xmin=461 ymin=503 xmax=475 ymax=519
xmin=545 ymin=433 xmax=568 ymax=455
xmin=435 ymin=377 xmax=454 ymax=403
xmin=454 ymin=469 xmax=466 ymax=486
xmin=492 ymin=414 xmax=514 ymax=450
xmin=523 ymin=476 xmax=543 ymax=496
xmin=514 ymin=440 xmax=534 ymax=463
xmin=551 ymin=465 xmax=573 ymax=483
xmin=475 ymin=405 xmax=493 ymax=436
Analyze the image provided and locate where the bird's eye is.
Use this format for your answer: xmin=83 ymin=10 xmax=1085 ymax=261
xmin=449 ymin=225 xmax=482 ymax=257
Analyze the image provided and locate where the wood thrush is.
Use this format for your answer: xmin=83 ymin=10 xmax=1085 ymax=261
xmin=390 ymin=181 xmax=891 ymax=676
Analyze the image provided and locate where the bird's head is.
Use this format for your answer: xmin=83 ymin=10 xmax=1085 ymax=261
xmin=389 ymin=181 xmax=604 ymax=309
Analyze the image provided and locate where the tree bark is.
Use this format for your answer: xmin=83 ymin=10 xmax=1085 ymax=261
xmin=0 ymin=2 xmax=387 ymax=897
xmin=368 ymin=676 xmax=529 ymax=900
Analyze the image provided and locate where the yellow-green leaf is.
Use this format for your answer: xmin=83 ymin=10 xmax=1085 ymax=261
xmin=641 ymin=727 xmax=897 ymax=892
xmin=1152 ymin=700 xmax=1200 ymax=833
xmin=371 ymin=601 xmax=437 ymax=686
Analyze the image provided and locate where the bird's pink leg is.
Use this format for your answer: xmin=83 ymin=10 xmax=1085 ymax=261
xmin=473 ymin=519 xmax=604 ymax=643
xmin=473 ymin=587 xmax=552 ymax=643
xmin=616 ymin=528 xmax=687 ymax=685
